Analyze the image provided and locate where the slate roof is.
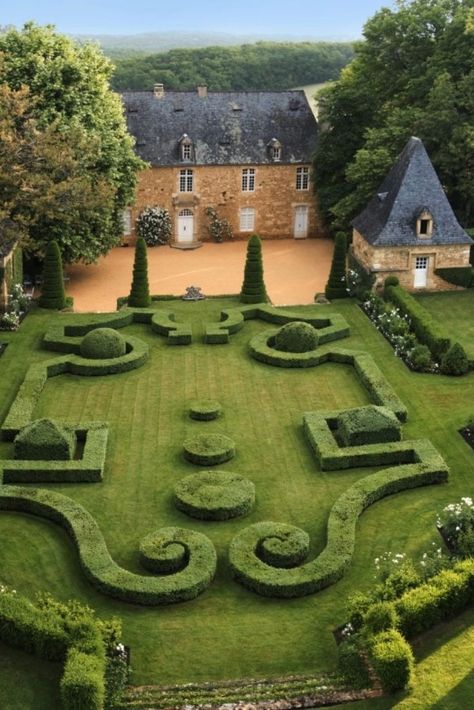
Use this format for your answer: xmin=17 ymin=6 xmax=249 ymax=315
xmin=121 ymin=89 xmax=318 ymax=166
xmin=352 ymin=136 xmax=472 ymax=247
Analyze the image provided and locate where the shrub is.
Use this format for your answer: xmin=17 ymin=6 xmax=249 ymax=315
xmin=174 ymin=471 xmax=255 ymax=520
xmin=14 ymin=419 xmax=75 ymax=461
xmin=240 ymin=234 xmax=267 ymax=303
xmin=325 ymin=232 xmax=347 ymax=299
xmin=409 ymin=344 xmax=432 ymax=372
xmin=338 ymin=637 xmax=370 ymax=688
xmin=337 ymin=406 xmax=401 ymax=447
xmin=364 ymin=601 xmax=399 ymax=634
xmin=38 ymin=241 xmax=66 ymax=310
xmin=384 ymin=275 xmax=399 ymax=289
xmin=188 ymin=400 xmax=222 ymax=421
xmin=435 ymin=266 xmax=474 ymax=288
xmin=440 ymin=342 xmax=469 ymax=376
xmin=347 ymin=250 xmax=376 ymax=300
xmin=183 ymin=433 xmax=235 ymax=466
xmin=205 ymin=207 xmax=233 ymax=242
xmin=80 ymin=328 xmax=126 ymax=360
xmin=437 ymin=497 xmax=474 ymax=556
xmin=136 ymin=206 xmax=172 ymax=246
xmin=368 ymin=629 xmax=414 ymax=693
xmin=128 ymin=237 xmax=151 ymax=307
xmin=60 ymin=648 xmax=105 ymax=710
xmin=273 ymin=321 xmax=318 ymax=353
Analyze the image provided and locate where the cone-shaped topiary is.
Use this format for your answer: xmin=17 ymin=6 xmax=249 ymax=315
xmin=128 ymin=237 xmax=151 ymax=307
xmin=240 ymin=234 xmax=268 ymax=304
xmin=325 ymin=232 xmax=347 ymax=300
xmin=38 ymin=241 xmax=66 ymax=309
xmin=440 ymin=342 xmax=469 ymax=375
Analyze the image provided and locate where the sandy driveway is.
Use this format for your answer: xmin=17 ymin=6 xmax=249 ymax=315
xmin=65 ymin=238 xmax=333 ymax=312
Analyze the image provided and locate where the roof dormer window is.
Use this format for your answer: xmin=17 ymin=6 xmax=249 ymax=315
xmin=179 ymin=134 xmax=194 ymax=162
xmin=416 ymin=209 xmax=433 ymax=238
xmin=268 ymin=138 xmax=282 ymax=162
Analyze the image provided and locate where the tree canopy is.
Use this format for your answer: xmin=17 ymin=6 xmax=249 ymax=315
xmin=0 ymin=23 xmax=145 ymax=263
xmin=111 ymin=41 xmax=354 ymax=91
xmin=313 ymin=0 xmax=474 ymax=233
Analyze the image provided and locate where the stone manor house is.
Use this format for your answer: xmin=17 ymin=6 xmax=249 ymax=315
xmin=121 ymin=84 xmax=321 ymax=246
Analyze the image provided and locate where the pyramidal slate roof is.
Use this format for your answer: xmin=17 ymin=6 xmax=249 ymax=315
xmin=352 ymin=137 xmax=472 ymax=247
xmin=121 ymin=89 xmax=318 ymax=166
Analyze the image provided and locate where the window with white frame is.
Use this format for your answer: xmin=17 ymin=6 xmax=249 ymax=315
xmin=182 ymin=143 xmax=192 ymax=160
xmin=179 ymin=169 xmax=194 ymax=192
xmin=240 ymin=207 xmax=255 ymax=232
xmin=122 ymin=209 xmax=132 ymax=235
xmin=296 ymin=167 xmax=309 ymax=190
xmin=242 ymin=168 xmax=255 ymax=192
xmin=271 ymin=145 xmax=282 ymax=161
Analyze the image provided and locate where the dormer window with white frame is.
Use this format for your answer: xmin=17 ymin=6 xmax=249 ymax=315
xmin=268 ymin=138 xmax=282 ymax=162
xmin=179 ymin=134 xmax=194 ymax=162
xmin=416 ymin=209 xmax=433 ymax=238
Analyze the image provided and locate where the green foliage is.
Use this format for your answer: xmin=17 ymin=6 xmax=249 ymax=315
xmin=364 ymin=601 xmax=399 ymax=634
xmin=128 ymin=238 xmax=151 ymax=308
xmin=38 ymin=241 xmax=66 ymax=310
xmin=274 ymin=321 xmax=318 ymax=353
xmin=337 ymin=405 xmax=401 ymax=446
xmin=437 ymin=497 xmax=474 ymax=557
xmin=435 ymin=267 xmax=474 ymax=288
xmin=313 ymin=0 xmax=474 ymax=230
xmin=205 ymin=207 xmax=233 ymax=243
xmin=111 ymin=41 xmax=354 ymax=91
xmin=369 ymin=629 xmax=414 ymax=693
xmin=174 ymin=471 xmax=255 ymax=520
xmin=183 ymin=433 xmax=235 ymax=466
xmin=14 ymin=418 xmax=75 ymax=461
xmin=385 ymin=284 xmax=451 ymax=358
xmin=346 ymin=250 xmax=376 ymax=299
xmin=240 ymin=235 xmax=267 ymax=304
xmin=338 ymin=637 xmax=370 ymax=689
xmin=188 ymin=400 xmax=222 ymax=420
xmin=136 ymin=206 xmax=172 ymax=246
xmin=80 ymin=328 xmax=127 ymax=360
xmin=409 ymin=344 xmax=432 ymax=372
xmin=325 ymin=233 xmax=347 ymax=299
xmin=60 ymin=648 xmax=105 ymax=710
xmin=0 ymin=23 xmax=144 ymax=263
xmin=440 ymin=342 xmax=469 ymax=376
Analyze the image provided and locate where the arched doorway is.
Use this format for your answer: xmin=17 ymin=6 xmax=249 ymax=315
xmin=178 ymin=209 xmax=194 ymax=243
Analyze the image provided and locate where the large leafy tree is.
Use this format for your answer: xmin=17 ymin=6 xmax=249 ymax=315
xmin=313 ymin=0 xmax=474 ymax=232
xmin=0 ymin=23 xmax=144 ymax=263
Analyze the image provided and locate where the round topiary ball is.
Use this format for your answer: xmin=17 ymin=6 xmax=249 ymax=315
xmin=80 ymin=328 xmax=127 ymax=360
xmin=274 ymin=321 xmax=318 ymax=353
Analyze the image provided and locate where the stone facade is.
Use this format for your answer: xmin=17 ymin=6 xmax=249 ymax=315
xmin=353 ymin=230 xmax=471 ymax=292
xmin=124 ymin=164 xmax=322 ymax=244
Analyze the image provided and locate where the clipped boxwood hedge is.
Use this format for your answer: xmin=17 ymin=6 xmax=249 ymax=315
xmin=229 ymin=447 xmax=448 ymax=598
xmin=368 ymin=629 xmax=414 ymax=693
xmin=337 ymin=406 xmax=401 ymax=447
xmin=273 ymin=322 xmax=319 ymax=353
xmin=80 ymin=328 xmax=126 ymax=360
xmin=183 ymin=433 xmax=235 ymax=466
xmin=14 ymin=418 xmax=76 ymax=461
xmin=385 ymin=284 xmax=451 ymax=358
xmin=435 ymin=266 xmax=474 ymax=288
xmin=0 ymin=485 xmax=217 ymax=605
xmin=61 ymin=648 xmax=105 ymax=710
xmin=174 ymin=471 xmax=255 ymax=520
xmin=188 ymin=400 xmax=222 ymax=421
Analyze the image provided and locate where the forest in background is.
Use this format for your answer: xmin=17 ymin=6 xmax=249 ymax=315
xmin=110 ymin=41 xmax=354 ymax=91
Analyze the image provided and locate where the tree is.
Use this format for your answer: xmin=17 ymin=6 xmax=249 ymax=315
xmin=325 ymin=232 xmax=347 ymax=300
xmin=38 ymin=240 xmax=66 ymax=309
xmin=440 ymin=342 xmax=469 ymax=376
xmin=313 ymin=0 xmax=474 ymax=232
xmin=128 ymin=238 xmax=151 ymax=307
xmin=0 ymin=23 xmax=145 ymax=263
xmin=239 ymin=235 xmax=267 ymax=304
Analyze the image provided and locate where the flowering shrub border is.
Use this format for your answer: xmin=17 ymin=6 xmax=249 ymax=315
xmin=0 ymin=284 xmax=32 ymax=331
xmin=436 ymin=497 xmax=474 ymax=556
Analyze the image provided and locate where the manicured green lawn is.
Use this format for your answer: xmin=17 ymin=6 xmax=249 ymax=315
xmin=0 ymin=297 xmax=473 ymax=705
xmin=415 ymin=290 xmax=474 ymax=362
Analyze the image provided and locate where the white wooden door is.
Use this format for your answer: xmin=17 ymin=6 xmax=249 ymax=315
xmin=294 ymin=205 xmax=309 ymax=239
xmin=414 ymin=256 xmax=429 ymax=288
xmin=178 ymin=210 xmax=194 ymax=242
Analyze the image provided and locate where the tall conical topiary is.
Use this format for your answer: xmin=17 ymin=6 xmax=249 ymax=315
xmin=240 ymin=234 xmax=267 ymax=304
xmin=325 ymin=232 xmax=347 ymax=300
xmin=38 ymin=240 xmax=66 ymax=309
xmin=128 ymin=237 xmax=151 ymax=307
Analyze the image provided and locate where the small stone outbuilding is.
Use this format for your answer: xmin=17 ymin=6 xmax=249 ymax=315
xmin=351 ymin=136 xmax=473 ymax=291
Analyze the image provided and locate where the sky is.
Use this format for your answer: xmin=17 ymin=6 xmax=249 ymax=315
xmin=2 ymin=0 xmax=391 ymax=39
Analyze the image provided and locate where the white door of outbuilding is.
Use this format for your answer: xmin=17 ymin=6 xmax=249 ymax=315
xmin=178 ymin=209 xmax=194 ymax=242
xmin=414 ymin=256 xmax=429 ymax=288
xmin=293 ymin=205 xmax=309 ymax=239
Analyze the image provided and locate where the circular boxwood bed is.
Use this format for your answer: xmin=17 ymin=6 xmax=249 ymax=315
xmin=174 ymin=470 xmax=255 ymax=520
xmin=188 ymin=400 xmax=222 ymax=421
xmin=183 ymin=433 xmax=235 ymax=465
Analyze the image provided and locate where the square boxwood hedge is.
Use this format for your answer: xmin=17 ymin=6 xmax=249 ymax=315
xmin=337 ymin=406 xmax=401 ymax=447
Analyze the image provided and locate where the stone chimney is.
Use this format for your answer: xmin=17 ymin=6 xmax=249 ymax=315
xmin=154 ymin=83 xmax=165 ymax=99
xmin=197 ymin=85 xmax=208 ymax=98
